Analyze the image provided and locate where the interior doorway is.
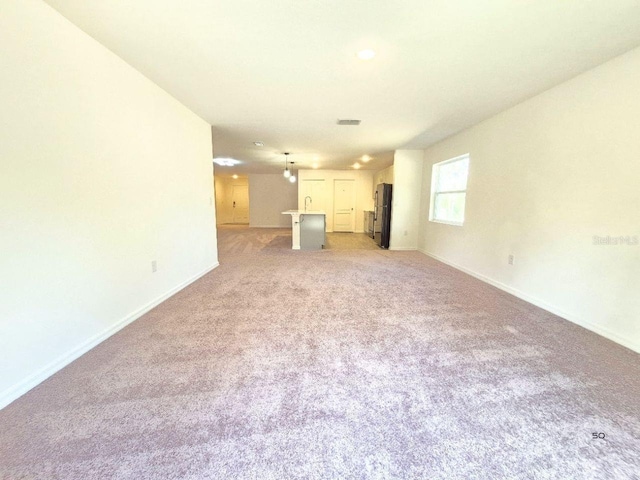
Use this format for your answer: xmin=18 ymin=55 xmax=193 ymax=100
xmin=214 ymin=175 xmax=249 ymax=225
xmin=232 ymin=185 xmax=249 ymax=223
xmin=333 ymin=179 xmax=355 ymax=232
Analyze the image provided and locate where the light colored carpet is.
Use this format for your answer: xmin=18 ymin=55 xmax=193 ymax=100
xmin=1 ymin=226 xmax=639 ymax=479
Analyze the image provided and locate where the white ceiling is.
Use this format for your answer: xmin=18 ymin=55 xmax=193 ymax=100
xmin=44 ymin=0 xmax=640 ymax=174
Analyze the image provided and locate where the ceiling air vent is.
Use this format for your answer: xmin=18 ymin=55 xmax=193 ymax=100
xmin=337 ymin=119 xmax=361 ymax=126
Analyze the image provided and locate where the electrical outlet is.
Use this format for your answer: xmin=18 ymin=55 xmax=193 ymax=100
xmin=404 ymin=230 xmax=408 ymax=236
xmin=508 ymin=254 xmax=515 ymax=265
xmin=152 ymin=260 xmax=157 ymax=273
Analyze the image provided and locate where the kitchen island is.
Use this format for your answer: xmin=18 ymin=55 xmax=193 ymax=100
xmin=281 ymin=210 xmax=326 ymax=250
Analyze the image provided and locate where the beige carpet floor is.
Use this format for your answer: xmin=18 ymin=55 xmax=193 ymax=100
xmin=1 ymin=226 xmax=639 ymax=479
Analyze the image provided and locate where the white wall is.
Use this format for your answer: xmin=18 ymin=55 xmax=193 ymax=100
xmin=419 ymin=46 xmax=640 ymax=353
xmin=390 ymin=150 xmax=423 ymax=251
xmin=298 ymin=170 xmax=374 ymax=232
xmin=215 ymin=175 xmax=249 ymax=225
xmin=249 ymin=174 xmax=297 ymax=227
xmin=373 ymin=165 xmax=394 ymax=195
xmin=0 ymin=0 xmax=218 ymax=408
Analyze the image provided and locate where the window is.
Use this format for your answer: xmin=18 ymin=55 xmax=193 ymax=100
xmin=429 ymin=154 xmax=470 ymax=225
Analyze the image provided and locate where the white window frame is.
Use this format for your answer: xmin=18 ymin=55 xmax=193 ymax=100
xmin=429 ymin=153 xmax=470 ymax=226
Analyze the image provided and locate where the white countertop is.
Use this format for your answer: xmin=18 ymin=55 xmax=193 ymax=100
xmin=282 ymin=210 xmax=326 ymax=215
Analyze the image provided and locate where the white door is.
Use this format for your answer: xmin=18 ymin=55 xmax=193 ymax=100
xmin=333 ymin=179 xmax=355 ymax=232
xmin=232 ymin=185 xmax=249 ymax=223
xmin=301 ymin=179 xmax=326 ymax=212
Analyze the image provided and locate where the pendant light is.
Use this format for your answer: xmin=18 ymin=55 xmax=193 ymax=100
xmin=283 ymin=152 xmax=291 ymax=178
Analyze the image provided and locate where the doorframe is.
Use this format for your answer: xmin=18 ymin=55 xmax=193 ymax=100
xmin=231 ymin=184 xmax=249 ymax=224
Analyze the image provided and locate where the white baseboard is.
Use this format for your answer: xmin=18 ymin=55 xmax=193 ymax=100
xmin=0 ymin=262 xmax=219 ymax=410
xmin=418 ymin=249 xmax=640 ymax=354
xmin=389 ymin=246 xmax=417 ymax=251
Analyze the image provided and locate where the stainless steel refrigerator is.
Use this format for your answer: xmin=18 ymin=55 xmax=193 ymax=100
xmin=374 ymin=183 xmax=392 ymax=248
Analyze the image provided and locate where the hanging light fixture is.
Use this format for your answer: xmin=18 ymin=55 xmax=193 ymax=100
xmin=283 ymin=152 xmax=291 ymax=178
xmin=289 ymin=159 xmax=296 ymax=183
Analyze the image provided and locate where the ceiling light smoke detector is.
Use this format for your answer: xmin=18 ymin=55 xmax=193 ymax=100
xmin=253 ymin=141 xmax=264 ymax=147
xmin=213 ymin=158 xmax=240 ymax=166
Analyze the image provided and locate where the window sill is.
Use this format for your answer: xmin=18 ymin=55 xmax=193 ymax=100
xmin=429 ymin=219 xmax=464 ymax=227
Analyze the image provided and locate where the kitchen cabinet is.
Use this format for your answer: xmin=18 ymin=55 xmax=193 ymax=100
xmin=281 ymin=210 xmax=326 ymax=250
xmin=300 ymin=213 xmax=325 ymax=249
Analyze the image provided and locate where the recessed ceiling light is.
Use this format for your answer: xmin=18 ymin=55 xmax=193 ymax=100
xmin=353 ymin=163 xmax=361 ymax=169
xmin=232 ymin=174 xmax=238 ymax=179
xmin=253 ymin=141 xmax=264 ymax=147
xmin=357 ymin=49 xmax=376 ymax=60
xmin=213 ymin=158 xmax=241 ymax=166
xmin=361 ymin=155 xmax=371 ymax=162
xmin=312 ymin=163 xmax=319 ymax=169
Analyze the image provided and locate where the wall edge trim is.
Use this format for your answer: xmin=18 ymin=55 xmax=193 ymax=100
xmin=418 ymin=249 xmax=639 ymax=354
xmin=0 ymin=262 xmax=220 ymax=410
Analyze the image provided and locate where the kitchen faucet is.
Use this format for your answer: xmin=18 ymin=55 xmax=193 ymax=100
xmin=304 ymin=196 xmax=312 ymax=212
